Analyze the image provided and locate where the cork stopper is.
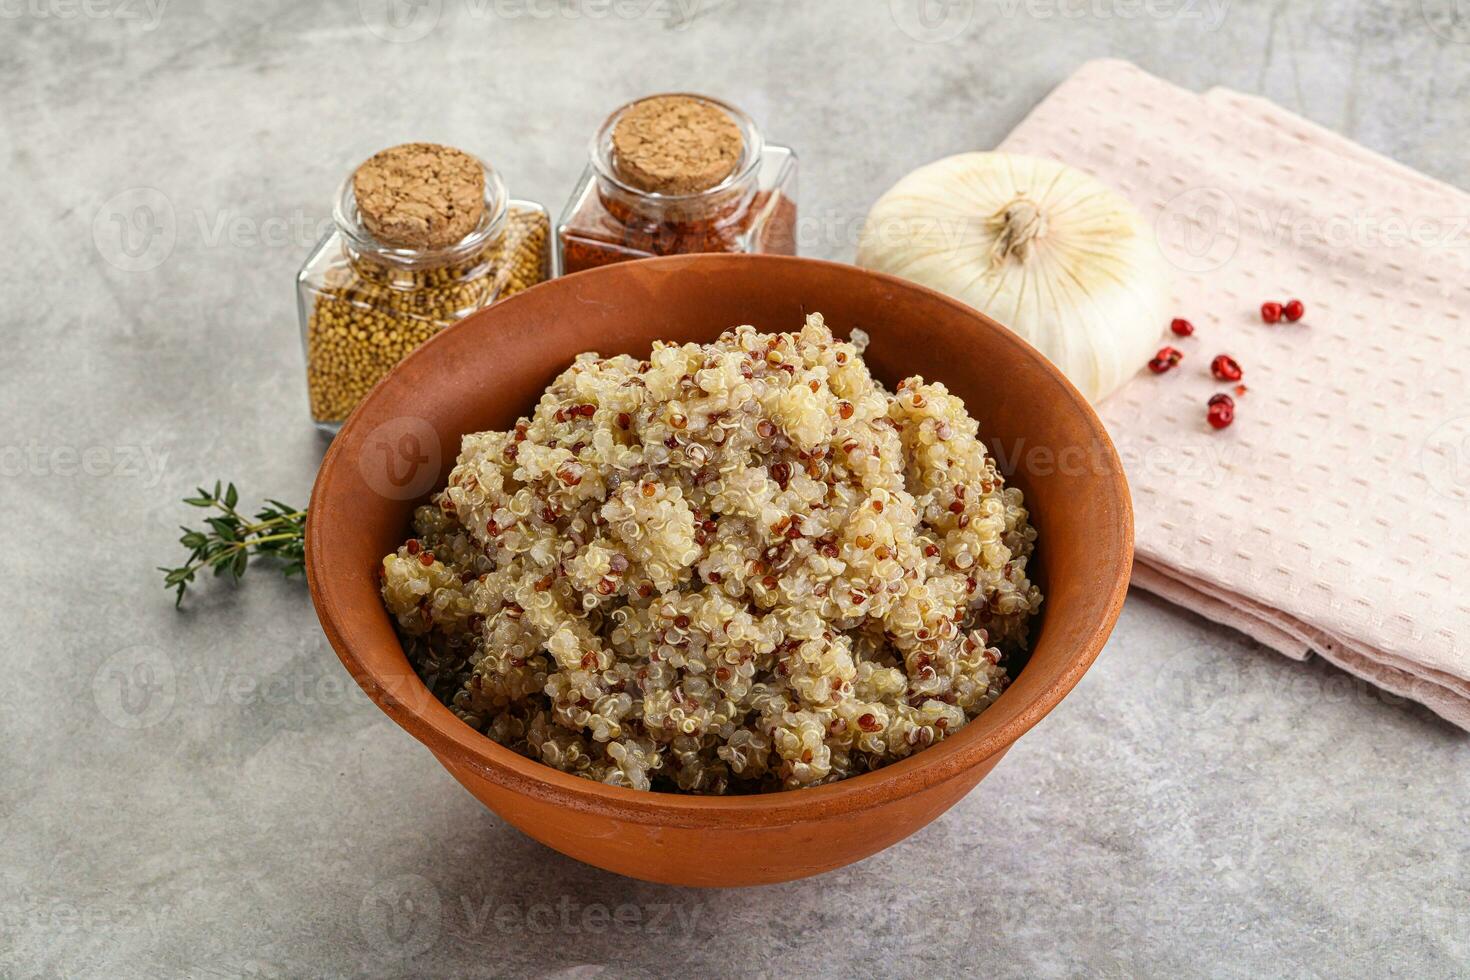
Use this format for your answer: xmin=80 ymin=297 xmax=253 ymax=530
xmin=352 ymin=143 xmax=486 ymax=249
xmin=610 ymin=95 xmax=744 ymax=195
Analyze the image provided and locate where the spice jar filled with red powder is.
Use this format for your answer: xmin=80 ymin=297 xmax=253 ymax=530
xmin=557 ymin=93 xmax=798 ymax=273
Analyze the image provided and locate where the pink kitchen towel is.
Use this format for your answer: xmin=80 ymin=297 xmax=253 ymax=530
xmin=999 ymin=60 xmax=1470 ymax=729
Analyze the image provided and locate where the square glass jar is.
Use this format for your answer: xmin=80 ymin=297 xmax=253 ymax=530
xmin=557 ymin=95 xmax=798 ymax=275
xmin=298 ymin=158 xmax=554 ymax=433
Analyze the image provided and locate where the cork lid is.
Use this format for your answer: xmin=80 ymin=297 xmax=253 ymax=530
xmin=610 ymin=95 xmax=745 ymax=195
xmin=352 ymin=143 xmax=486 ymax=249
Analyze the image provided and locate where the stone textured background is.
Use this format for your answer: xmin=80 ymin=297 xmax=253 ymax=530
xmin=2 ymin=1 xmax=1467 ymax=976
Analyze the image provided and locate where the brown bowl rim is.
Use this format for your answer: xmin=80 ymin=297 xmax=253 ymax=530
xmin=306 ymin=254 xmax=1133 ymax=829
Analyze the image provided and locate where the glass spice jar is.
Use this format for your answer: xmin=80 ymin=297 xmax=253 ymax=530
xmin=557 ymin=93 xmax=798 ymax=274
xmin=297 ymin=143 xmax=554 ymax=433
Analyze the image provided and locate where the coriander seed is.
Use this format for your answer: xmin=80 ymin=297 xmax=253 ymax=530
xmin=297 ymin=143 xmax=555 ymax=432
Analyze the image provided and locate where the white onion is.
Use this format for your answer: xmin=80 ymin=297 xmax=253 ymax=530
xmin=858 ymin=152 xmax=1169 ymax=402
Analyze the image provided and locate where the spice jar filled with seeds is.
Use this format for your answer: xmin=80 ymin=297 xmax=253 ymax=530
xmin=298 ymin=143 xmax=554 ymax=431
xmin=557 ymin=94 xmax=798 ymax=274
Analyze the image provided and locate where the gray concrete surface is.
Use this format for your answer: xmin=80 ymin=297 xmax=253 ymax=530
xmin=3 ymin=1 xmax=1468 ymax=977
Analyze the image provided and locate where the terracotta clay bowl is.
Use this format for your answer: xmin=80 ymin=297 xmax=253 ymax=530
xmin=307 ymin=254 xmax=1132 ymax=887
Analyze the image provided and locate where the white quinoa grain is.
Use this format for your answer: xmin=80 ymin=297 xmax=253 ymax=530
xmin=382 ymin=314 xmax=1041 ymax=794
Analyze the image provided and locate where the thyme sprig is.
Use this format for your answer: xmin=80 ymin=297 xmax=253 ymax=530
xmin=160 ymin=481 xmax=306 ymax=607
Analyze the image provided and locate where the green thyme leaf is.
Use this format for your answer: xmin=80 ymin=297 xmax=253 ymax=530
xmin=162 ymin=481 xmax=307 ymax=608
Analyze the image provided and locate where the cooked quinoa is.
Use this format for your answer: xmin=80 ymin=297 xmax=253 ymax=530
xmin=381 ymin=314 xmax=1042 ymax=794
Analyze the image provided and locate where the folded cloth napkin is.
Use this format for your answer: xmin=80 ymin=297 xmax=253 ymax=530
xmin=999 ymin=60 xmax=1470 ymax=730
